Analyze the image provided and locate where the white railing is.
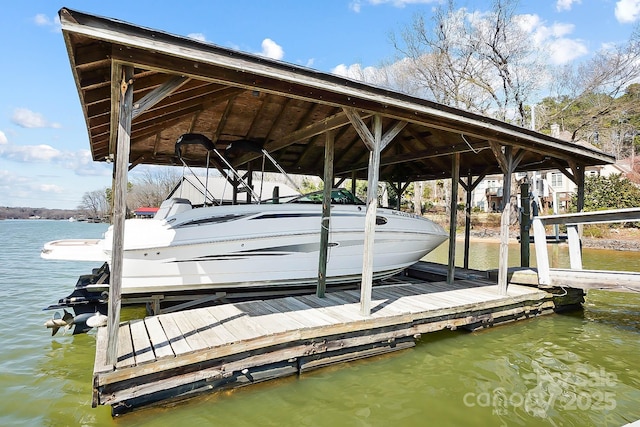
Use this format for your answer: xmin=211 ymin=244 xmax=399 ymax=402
xmin=532 ymin=207 xmax=640 ymax=285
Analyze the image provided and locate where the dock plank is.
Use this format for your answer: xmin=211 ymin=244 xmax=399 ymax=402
xmin=157 ymin=314 xmax=193 ymax=355
xmin=93 ymin=326 xmax=111 ymax=374
xmin=205 ymin=305 xmax=266 ymax=340
xmin=169 ymin=311 xmax=211 ymax=352
xmin=115 ymin=323 xmax=135 ymax=369
xmin=296 ymin=295 xmax=363 ymax=323
xmin=194 ymin=308 xmax=238 ymax=345
xmin=278 ymin=297 xmax=343 ymax=325
xmin=144 ymin=316 xmax=175 ymax=359
xmin=260 ymin=298 xmax=331 ymax=328
xmin=234 ymin=300 xmax=307 ymax=332
xmin=129 ymin=319 xmax=155 ymax=365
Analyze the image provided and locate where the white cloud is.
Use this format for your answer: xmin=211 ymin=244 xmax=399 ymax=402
xmin=187 ymin=33 xmax=207 ymax=42
xmin=11 ymin=108 xmax=61 ymax=129
xmin=259 ymin=38 xmax=284 ymax=60
xmin=350 ymin=0 xmax=438 ymax=12
xmin=514 ymin=14 xmax=588 ymax=65
xmin=34 ymin=13 xmax=50 ymax=26
xmin=556 ymin=0 xmax=581 ymax=12
xmin=515 ymin=14 xmax=541 ymax=34
xmin=615 ymin=0 xmax=640 ymax=23
xmin=33 ymin=13 xmax=61 ymax=32
xmin=367 ymin=0 xmax=438 ymax=7
xmin=38 ymin=183 xmax=64 ymax=193
xmin=349 ymin=1 xmax=362 ymax=12
xmin=0 ymin=143 xmax=61 ymax=162
xmin=331 ymin=63 xmax=388 ymax=86
xmin=0 ymin=131 xmax=7 ymax=145
xmin=548 ymin=38 xmax=589 ymax=64
xmin=0 ymin=139 xmax=110 ymax=177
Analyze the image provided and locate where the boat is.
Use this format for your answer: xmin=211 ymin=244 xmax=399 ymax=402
xmin=41 ymin=134 xmax=447 ymax=332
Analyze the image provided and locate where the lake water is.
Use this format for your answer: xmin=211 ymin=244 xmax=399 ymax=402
xmin=1 ymin=220 xmax=639 ymax=426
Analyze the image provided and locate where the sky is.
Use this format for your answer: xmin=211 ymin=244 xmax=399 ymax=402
xmin=1 ymin=0 xmax=640 ymax=209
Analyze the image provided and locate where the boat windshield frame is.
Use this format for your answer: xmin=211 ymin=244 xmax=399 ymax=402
xmin=286 ymin=189 xmax=365 ymax=205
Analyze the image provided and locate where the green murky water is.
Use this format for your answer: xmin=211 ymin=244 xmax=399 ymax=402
xmin=1 ymin=220 xmax=638 ymax=426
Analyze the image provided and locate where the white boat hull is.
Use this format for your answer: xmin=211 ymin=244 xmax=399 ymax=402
xmin=42 ymin=202 xmax=448 ymax=295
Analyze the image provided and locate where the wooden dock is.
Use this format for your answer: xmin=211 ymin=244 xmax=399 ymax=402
xmin=92 ymin=275 xmax=583 ymax=415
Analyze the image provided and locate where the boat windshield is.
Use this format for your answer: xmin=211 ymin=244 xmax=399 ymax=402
xmin=287 ymin=189 xmax=365 ymax=205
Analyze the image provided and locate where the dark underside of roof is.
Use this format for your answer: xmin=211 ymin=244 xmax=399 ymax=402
xmin=59 ymin=8 xmax=614 ymax=184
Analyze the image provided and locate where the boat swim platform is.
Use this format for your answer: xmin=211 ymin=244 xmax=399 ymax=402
xmin=92 ymin=275 xmax=584 ymax=416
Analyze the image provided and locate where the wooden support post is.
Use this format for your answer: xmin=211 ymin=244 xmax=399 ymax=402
xmin=317 ymin=131 xmax=335 ymax=297
xmin=351 ymin=171 xmax=357 ymax=196
xmin=459 ymin=173 xmax=485 ymax=270
xmin=502 ymin=146 xmax=513 ymax=211
xmin=575 ymin=164 xmax=585 ymax=253
xmin=520 ymin=181 xmax=531 ymax=267
xmin=107 ymin=66 xmax=134 ymax=367
xmin=447 ymin=153 xmax=460 ymax=285
xmin=498 ymin=202 xmax=511 ymax=295
xmin=567 ymin=225 xmax=583 ymax=270
xmin=232 ymin=179 xmax=238 ymax=205
xmin=463 ymin=173 xmax=472 ymax=270
xmin=246 ymin=163 xmax=253 ymax=204
xmin=360 ymin=115 xmax=382 ymax=316
xmin=532 ymin=217 xmax=551 ymax=285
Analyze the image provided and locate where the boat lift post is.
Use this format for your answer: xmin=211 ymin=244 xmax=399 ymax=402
xmin=317 ymin=130 xmax=335 ymax=297
xmin=106 ymin=66 xmax=134 ymax=366
xmin=343 ymin=110 xmax=407 ymax=315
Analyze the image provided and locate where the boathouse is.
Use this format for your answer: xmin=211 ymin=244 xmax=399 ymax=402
xmin=56 ymin=8 xmax=618 ymax=414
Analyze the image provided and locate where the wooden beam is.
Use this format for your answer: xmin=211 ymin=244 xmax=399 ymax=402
xmin=380 ymin=120 xmax=408 ymax=151
xmin=132 ymin=75 xmax=189 ymax=119
xmin=447 ymin=153 xmax=460 ymax=285
xmin=360 ymin=115 xmax=382 ymax=316
xmin=107 ymin=65 xmax=134 ymax=366
xmin=235 ymin=110 xmax=364 ymax=167
xmin=535 ymin=207 xmax=640 ymax=225
xmin=317 ymin=131 xmax=334 ymax=297
xmin=335 ymin=141 xmax=489 ymax=175
xmin=489 ymin=141 xmax=509 ymax=173
xmin=343 ymin=108 xmax=374 ymax=151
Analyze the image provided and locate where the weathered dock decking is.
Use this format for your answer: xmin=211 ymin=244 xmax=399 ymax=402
xmin=92 ymin=276 xmax=582 ymax=415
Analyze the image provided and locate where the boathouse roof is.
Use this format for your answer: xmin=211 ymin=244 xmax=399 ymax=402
xmin=58 ymin=7 xmax=614 ymax=183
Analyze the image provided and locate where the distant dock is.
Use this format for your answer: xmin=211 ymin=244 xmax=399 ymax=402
xmin=92 ymin=268 xmax=583 ymax=415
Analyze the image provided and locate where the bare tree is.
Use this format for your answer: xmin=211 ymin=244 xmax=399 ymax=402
xmin=129 ymin=167 xmax=181 ymax=208
xmin=539 ymin=28 xmax=640 ymax=149
xmin=391 ymin=0 xmax=544 ymax=124
xmin=78 ymin=188 xmax=109 ymax=219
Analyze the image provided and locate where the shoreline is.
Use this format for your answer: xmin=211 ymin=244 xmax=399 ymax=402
xmin=457 ymin=230 xmax=640 ymax=252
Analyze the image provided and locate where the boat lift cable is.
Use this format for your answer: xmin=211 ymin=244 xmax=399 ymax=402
xmin=461 ymin=133 xmax=479 ymax=154
xmin=259 ymin=154 xmax=266 ymax=203
xmin=204 ymin=151 xmax=211 ymax=206
xmin=261 ymin=149 xmax=303 ymax=194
